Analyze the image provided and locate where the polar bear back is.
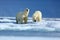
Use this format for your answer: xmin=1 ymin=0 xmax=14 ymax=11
xmin=16 ymin=12 xmax=23 ymax=19
xmin=33 ymin=11 xmax=42 ymax=18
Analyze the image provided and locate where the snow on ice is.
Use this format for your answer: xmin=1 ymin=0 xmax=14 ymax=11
xmin=0 ymin=17 xmax=60 ymax=32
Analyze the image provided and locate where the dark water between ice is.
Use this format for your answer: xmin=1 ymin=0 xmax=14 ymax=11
xmin=0 ymin=30 xmax=60 ymax=37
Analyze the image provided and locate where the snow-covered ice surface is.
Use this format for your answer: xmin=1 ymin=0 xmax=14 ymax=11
xmin=0 ymin=17 xmax=60 ymax=37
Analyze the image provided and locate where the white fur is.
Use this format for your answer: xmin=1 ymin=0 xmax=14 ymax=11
xmin=32 ymin=10 xmax=42 ymax=22
xmin=16 ymin=8 xmax=30 ymax=24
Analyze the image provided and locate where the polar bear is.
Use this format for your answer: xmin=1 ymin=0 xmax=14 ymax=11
xmin=16 ymin=8 xmax=30 ymax=24
xmin=32 ymin=10 xmax=42 ymax=22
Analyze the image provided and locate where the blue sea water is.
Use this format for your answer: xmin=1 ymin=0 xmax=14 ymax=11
xmin=0 ymin=0 xmax=60 ymax=18
xmin=0 ymin=30 xmax=60 ymax=37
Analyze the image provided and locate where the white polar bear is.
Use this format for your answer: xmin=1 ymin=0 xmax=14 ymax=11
xmin=16 ymin=8 xmax=30 ymax=24
xmin=32 ymin=10 xmax=42 ymax=22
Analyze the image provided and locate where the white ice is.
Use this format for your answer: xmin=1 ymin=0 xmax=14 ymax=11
xmin=0 ymin=17 xmax=60 ymax=32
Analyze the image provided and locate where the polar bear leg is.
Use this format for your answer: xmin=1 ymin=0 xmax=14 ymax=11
xmin=16 ymin=20 xmax=18 ymax=24
xmin=16 ymin=17 xmax=23 ymax=24
xmin=38 ymin=17 xmax=42 ymax=22
xmin=23 ymin=17 xmax=27 ymax=24
xmin=16 ymin=17 xmax=18 ymax=24
xmin=19 ymin=18 xmax=23 ymax=24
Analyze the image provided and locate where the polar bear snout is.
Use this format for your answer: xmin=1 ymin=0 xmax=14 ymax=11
xmin=34 ymin=20 xmax=36 ymax=22
xmin=26 ymin=9 xmax=28 ymax=11
xmin=25 ymin=8 xmax=29 ymax=12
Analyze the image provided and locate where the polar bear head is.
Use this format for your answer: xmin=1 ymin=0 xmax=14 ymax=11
xmin=24 ymin=8 xmax=30 ymax=17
